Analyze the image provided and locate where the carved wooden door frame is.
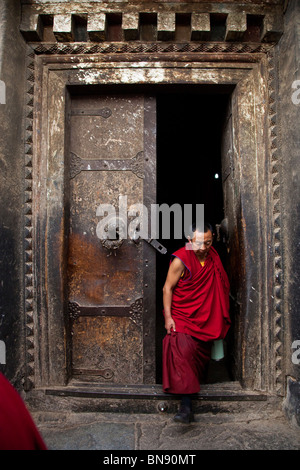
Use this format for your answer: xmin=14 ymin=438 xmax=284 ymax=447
xmin=26 ymin=50 xmax=283 ymax=395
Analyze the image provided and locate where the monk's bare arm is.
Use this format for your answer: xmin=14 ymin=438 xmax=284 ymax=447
xmin=162 ymin=257 xmax=185 ymax=334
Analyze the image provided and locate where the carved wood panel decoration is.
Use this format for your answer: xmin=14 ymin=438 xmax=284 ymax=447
xmin=267 ymin=48 xmax=284 ymax=396
xmin=23 ymin=32 xmax=283 ymax=394
xmin=23 ymin=50 xmax=35 ymax=392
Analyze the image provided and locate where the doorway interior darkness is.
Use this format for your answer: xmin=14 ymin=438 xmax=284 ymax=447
xmin=156 ymin=87 xmax=233 ymax=384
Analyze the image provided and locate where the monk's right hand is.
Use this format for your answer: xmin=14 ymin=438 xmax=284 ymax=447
xmin=165 ymin=316 xmax=176 ymax=335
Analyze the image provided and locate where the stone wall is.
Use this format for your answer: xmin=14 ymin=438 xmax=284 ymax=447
xmin=0 ymin=0 xmax=27 ymax=389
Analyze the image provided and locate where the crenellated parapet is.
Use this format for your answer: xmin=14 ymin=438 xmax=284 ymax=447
xmin=20 ymin=2 xmax=283 ymax=44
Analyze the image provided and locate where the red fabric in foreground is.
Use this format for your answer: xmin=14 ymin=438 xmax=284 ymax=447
xmin=0 ymin=373 xmax=47 ymax=450
xmin=163 ymin=332 xmax=212 ymax=394
xmin=170 ymin=245 xmax=231 ymax=342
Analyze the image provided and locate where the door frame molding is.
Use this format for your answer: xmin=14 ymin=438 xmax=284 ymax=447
xmin=24 ymin=45 xmax=283 ymax=395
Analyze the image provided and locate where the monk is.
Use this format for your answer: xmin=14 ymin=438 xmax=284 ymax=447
xmin=162 ymin=223 xmax=231 ymax=423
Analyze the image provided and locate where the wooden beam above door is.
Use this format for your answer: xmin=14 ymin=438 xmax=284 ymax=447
xmin=20 ymin=2 xmax=283 ymax=44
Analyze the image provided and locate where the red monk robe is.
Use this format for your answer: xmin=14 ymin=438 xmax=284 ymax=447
xmin=0 ymin=373 xmax=47 ymax=450
xmin=163 ymin=245 xmax=230 ymax=394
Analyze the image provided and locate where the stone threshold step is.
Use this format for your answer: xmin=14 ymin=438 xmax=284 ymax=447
xmin=44 ymin=381 xmax=268 ymax=402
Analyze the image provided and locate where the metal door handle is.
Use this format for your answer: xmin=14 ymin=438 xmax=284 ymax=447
xmin=146 ymin=238 xmax=167 ymax=254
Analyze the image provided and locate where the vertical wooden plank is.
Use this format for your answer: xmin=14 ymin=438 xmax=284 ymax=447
xmin=221 ymin=91 xmax=243 ymax=383
xmin=143 ymin=96 xmax=157 ymax=383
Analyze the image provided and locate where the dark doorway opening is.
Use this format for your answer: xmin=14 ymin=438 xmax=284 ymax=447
xmin=156 ymin=89 xmax=233 ymax=384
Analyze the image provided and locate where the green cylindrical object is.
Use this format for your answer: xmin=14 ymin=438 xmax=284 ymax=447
xmin=211 ymin=339 xmax=224 ymax=361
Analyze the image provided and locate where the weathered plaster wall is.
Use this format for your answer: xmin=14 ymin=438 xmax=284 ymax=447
xmin=278 ymin=0 xmax=300 ymax=426
xmin=0 ymin=0 xmax=27 ymax=389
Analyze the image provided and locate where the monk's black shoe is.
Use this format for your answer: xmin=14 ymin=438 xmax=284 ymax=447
xmin=173 ymin=406 xmax=194 ymax=424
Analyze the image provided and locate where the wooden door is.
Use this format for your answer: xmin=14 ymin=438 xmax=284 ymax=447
xmin=221 ymin=90 xmax=242 ymax=378
xmin=67 ymin=93 xmax=156 ymax=384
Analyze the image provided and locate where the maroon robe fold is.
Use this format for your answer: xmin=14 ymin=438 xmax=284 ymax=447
xmin=169 ymin=245 xmax=230 ymax=341
xmin=162 ymin=245 xmax=230 ymax=394
xmin=0 ymin=373 xmax=47 ymax=450
xmin=163 ymin=332 xmax=212 ymax=394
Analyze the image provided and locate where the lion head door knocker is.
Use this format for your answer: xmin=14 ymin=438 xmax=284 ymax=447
xmin=97 ymin=213 xmax=126 ymax=255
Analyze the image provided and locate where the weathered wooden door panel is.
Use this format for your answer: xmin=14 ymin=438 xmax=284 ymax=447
xmin=68 ymin=94 xmax=155 ymax=384
xmin=221 ymin=91 xmax=241 ymax=289
xmin=222 ymin=89 xmax=247 ymax=386
xmin=221 ymin=89 xmax=243 ymax=381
